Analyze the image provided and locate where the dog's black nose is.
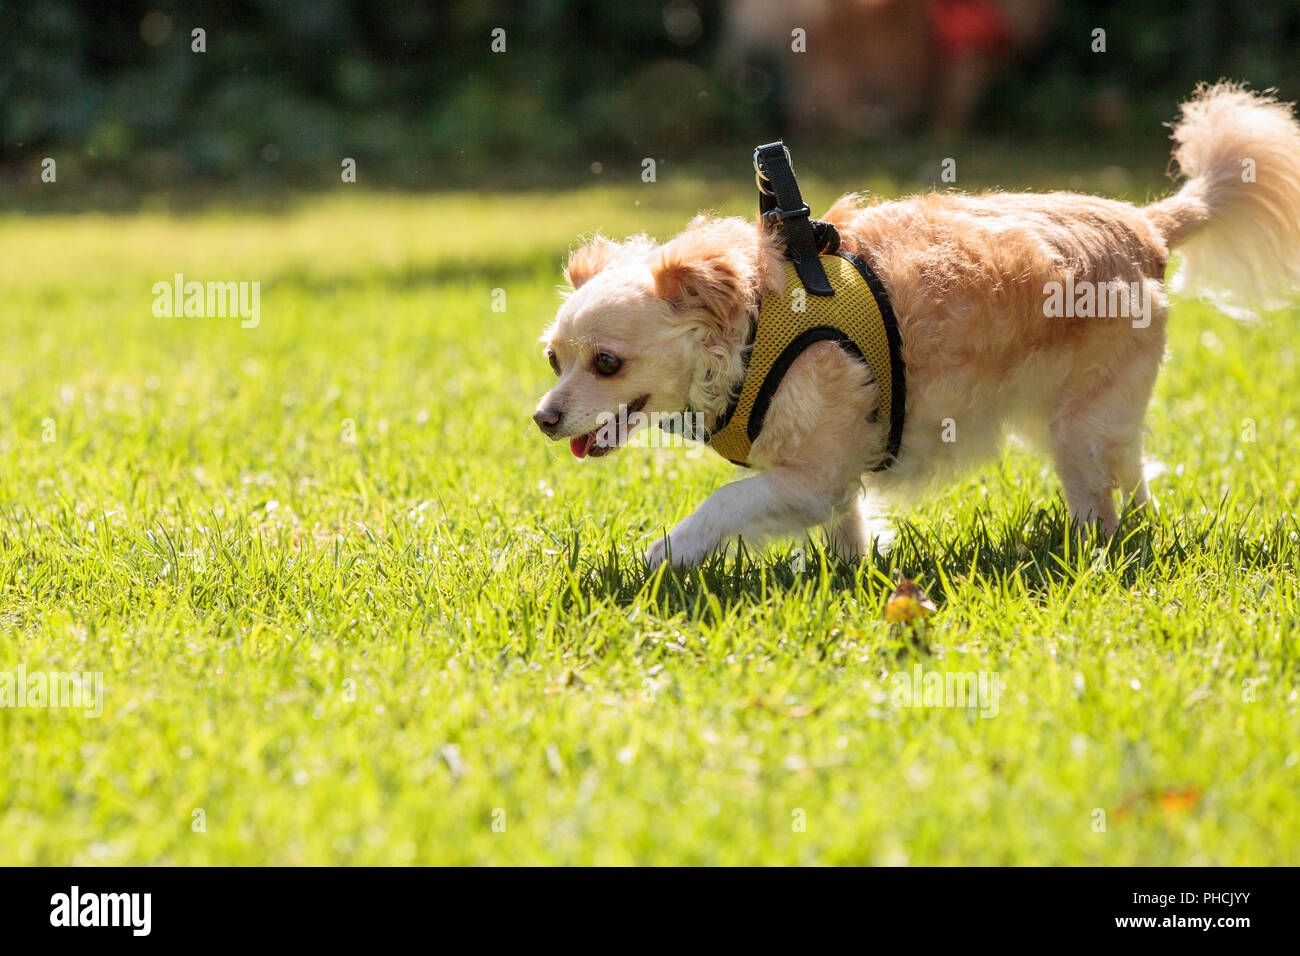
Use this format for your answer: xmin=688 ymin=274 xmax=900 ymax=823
xmin=533 ymin=406 xmax=562 ymax=434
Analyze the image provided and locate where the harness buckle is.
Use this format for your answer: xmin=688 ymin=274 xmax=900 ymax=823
xmin=761 ymin=202 xmax=810 ymax=229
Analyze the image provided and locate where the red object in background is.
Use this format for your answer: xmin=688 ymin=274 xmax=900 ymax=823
xmin=927 ymin=0 xmax=1015 ymax=59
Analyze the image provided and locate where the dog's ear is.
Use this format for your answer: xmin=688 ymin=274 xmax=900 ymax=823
xmin=564 ymin=237 xmax=618 ymax=290
xmin=651 ymin=242 xmax=750 ymax=325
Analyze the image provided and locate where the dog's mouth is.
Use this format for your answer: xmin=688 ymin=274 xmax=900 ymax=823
xmin=569 ymin=394 xmax=649 ymax=459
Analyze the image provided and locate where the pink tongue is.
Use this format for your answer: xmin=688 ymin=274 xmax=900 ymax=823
xmin=570 ymin=433 xmax=595 ymax=458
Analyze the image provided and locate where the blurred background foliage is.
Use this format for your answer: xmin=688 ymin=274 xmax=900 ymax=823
xmin=1 ymin=0 xmax=1299 ymax=197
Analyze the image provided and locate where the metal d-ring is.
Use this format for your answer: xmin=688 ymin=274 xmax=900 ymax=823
xmin=753 ymin=144 xmax=792 ymax=198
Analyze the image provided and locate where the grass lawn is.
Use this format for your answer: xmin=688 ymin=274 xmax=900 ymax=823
xmin=1 ymin=172 xmax=1298 ymax=865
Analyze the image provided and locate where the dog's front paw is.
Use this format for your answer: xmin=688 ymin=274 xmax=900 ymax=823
xmin=645 ymin=535 xmax=670 ymax=570
xmin=644 ymin=528 xmax=713 ymax=570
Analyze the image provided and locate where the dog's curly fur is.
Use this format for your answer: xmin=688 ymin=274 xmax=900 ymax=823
xmin=534 ymin=83 xmax=1300 ymax=568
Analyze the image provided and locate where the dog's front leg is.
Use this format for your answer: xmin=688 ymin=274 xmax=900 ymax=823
xmin=645 ymin=467 xmax=844 ymax=569
xmin=823 ymin=491 xmax=894 ymax=561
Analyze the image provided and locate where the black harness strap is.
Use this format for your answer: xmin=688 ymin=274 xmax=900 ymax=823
xmin=754 ymin=142 xmax=834 ymax=296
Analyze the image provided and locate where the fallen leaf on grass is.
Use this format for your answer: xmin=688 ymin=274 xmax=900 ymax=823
xmin=1158 ymin=786 xmax=1203 ymax=817
xmin=884 ymin=577 xmax=937 ymax=624
xmin=1114 ymin=785 xmax=1203 ymax=819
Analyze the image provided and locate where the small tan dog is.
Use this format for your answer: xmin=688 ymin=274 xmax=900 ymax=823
xmin=534 ymin=83 xmax=1300 ymax=568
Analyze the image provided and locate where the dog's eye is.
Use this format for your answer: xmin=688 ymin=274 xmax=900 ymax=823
xmin=593 ymin=352 xmax=622 ymax=376
xmin=547 ymin=351 xmax=560 ymax=376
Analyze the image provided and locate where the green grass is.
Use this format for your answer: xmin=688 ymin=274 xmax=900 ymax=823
xmin=1 ymin=177 xmax=1298 ymax=865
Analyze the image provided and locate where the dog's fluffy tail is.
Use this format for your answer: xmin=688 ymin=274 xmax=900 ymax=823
xmin=1145 ymin=82 xmax=1300 ymax=317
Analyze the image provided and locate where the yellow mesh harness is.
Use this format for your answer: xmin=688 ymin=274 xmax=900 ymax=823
xmin=705 ymin=251 xmax=906 ymax=469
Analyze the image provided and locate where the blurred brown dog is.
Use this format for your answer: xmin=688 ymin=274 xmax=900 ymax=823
xmin=534 ymin=84 xmax=1300 ymax=568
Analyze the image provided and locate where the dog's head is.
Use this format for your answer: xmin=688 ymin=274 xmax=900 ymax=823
xmin=533 ymin=217 xmax=773 ymax=458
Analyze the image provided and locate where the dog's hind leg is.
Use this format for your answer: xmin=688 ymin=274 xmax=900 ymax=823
xmin=1051 ymin=432 xmax=1120 ymax=536
xmin=1048 ymin=335 xmax=1163 ymax=537
xmin=1108 ymin=321 xmax=1165 ymax=522
xmin=1111 ymin=433 xmax=1153 ymax=514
